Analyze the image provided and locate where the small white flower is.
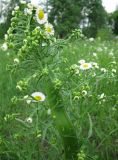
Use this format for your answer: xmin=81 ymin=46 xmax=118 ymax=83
xmin=78 ymin=59 xmax=85 ymax=64
xmin=36 ymin=7 xmax=47 ymax=24
xmin=31 ymin=92 xmax=45 ymax=102
xmin=80 ymin=62 xmax=92 ymax=70
xmin=14 ymin=58 xmax=19 ymax=64
xmin=26 ymin=117 xmax=33 ymax=123
xmin=14 ymin=6 xmax=19 ymax=11
xmin=45 ymin=23 xmax=54 ymax=35
xmin=1 ymin=43 xmax=8 ymax=51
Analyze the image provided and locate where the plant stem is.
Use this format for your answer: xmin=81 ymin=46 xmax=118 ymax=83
xmin=46 ymin=79 xmax=79 ymax=160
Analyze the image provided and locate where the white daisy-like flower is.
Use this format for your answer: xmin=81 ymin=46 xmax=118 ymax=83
xmin=45 ymin=23 xmax=54 ymax=35
xmin=31 ymin=92 xmax=45 ymax=102
xmin=36 ymin=7 xmax=47 ymax=24
xmin=1 ymin=43 xmax=8 ymax=51
xmin=78 ymin=59 xmax=85 ymax=64
xmin=26 ymin=117 xmax=33 ymax=123
xmin=80 ymin=62 xmax=92 ymax=70
xmin=24 ymin=92 xmax=45 ymax=104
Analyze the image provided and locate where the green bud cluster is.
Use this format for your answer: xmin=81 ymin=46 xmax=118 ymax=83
xmin=16 ymin=80 xmax=28 ymax=91
xmin=53 ymin=79 xmax=62 ymax=90
xmin=77 ymin=150 xmax=86 ymax=160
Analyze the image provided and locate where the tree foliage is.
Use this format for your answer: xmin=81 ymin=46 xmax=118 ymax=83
xmin=47 ymin=0 xmax=108 ymax=38
xmin=0 ymin=0 xmax=19 ymax=37
xmin=47 ymin=0 xmax=83 ymax=38
xmin=110 ymin=9 xmax=118 ymax=35
xmin=84 ymin=0 xmax=108 ymax=37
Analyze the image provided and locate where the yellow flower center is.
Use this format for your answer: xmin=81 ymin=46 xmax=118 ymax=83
xmin=34 ymin=96 xmax=42 ymax=101
xmin=46 ymin=26 xmax=52 ymax=33
xmin=38 ymin=9 xmax=44 ymax=20
xmin=83 ymin=63 xmax=89 ymax=68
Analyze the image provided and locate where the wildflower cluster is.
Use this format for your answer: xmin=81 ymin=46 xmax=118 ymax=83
xmin=1 ymin=1 xmax=117 ymax=159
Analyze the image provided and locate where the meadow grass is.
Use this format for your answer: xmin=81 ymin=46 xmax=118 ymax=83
xmin=0 ymin=39 xmax=118 ymax=160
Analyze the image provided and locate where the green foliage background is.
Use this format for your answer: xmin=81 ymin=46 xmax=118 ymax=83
xmin=0 ymin=38 xmax=118 ymax=159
